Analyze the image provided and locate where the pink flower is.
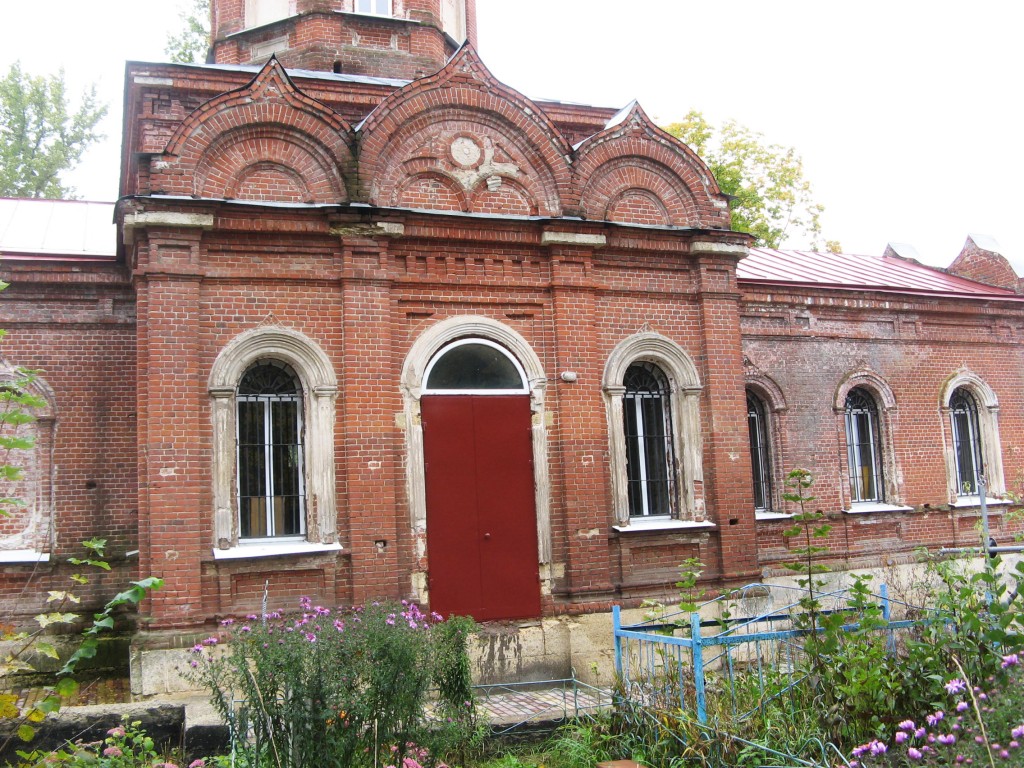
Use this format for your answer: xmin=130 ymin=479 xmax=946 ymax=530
xmin=304 ymin=632 xmax=317 ymax=643
xmin=106 ymin=726 xmax=125 ymax=737
xmin=103 ymin=747 xmax=123 ymax=757
xmin=189 ymin=760 xmax=206 ymax=768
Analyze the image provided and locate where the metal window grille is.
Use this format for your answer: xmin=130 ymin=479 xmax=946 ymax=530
xmin=747 ymin=392 xmax=772 ymax=511
xmin=623 ymin=362 xmax=676 ymax=517
xmin=845 ymin=388 xmax=884 ymax=502
xmin=236 ymin=361 xmax=306 ymax=538
xmin=950 ymin=387 xmax=983 ymax=496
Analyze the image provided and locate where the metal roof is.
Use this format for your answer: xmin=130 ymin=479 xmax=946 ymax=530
xmin=0 ymin=198 xmax=116 ymax=260
xmin=738 ymin=247 xmax=1018 ymax=298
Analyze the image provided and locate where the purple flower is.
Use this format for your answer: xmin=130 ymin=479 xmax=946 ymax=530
xmin=956 ymin=701 xmax=969 ymax=712
xmin=304 ymin=632 xmax=317 ymax=643
xmin=202 ymin=636 xmax=219 ymax=646
xmin=895 ymin=731 xmax=909 ymax=744
xmin=908 ymin=747 xmax=923 ymax=760
xmin=927 ymin=711 xmax=945 ymax=726
xmin=899 ymin=720 xmax=916 ymax=731
xmin=938 ymin=734 xmax=956 ymax=746
xmin=219 ymin=618 xmax=234 ymax=626
xmin=915 ymin=728 xmax=927 ymax=739
xmin=945 ymin=678 xmax=967 ymax=695
xmin=1001 ymin=653 xmax=1019 ymax=668
xmin=1012 ymin=725 xmax=1024 ymax=740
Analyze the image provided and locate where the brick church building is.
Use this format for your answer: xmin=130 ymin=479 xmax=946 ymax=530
xmin=2 ymin=0 xmax=1022 ymax=687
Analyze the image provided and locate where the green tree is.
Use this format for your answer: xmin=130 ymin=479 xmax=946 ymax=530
xmin=0 ymin=62 xmax=107 ymax=199
xmin=664 ymin=110 xmax=829 ymax=250
xmin=166 ymin=0 xmax=211 ymax=64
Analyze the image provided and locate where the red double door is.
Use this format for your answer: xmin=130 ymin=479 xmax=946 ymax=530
xmin=421 ymin=395 xmax=541 ymax=621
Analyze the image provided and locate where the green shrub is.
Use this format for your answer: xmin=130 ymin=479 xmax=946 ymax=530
xmin=187 ymin=599 xmax=479 ymax=768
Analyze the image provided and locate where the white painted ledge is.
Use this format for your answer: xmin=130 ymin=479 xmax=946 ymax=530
xmin=212 ymin=542 xmax=343 ymax=561
xmin=0 ymin=550 xmax=50 ymax=564
xmin=951 ymin=497 xmax=1010 ymax=509
xmin=844 ymin=502 xmax=914 ymax=514
xmin=613 ymin=519 xmax=717 ymax=533
xmin=755 ymin=511 xmax=796 ymax=521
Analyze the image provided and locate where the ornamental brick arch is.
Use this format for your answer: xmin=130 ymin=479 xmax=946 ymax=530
xmin=358 ymin=44 xmax=571 ymax=216
xmin=153 ymin=57 xmax=355 ymax=203
xmin=573 ymin=101 xmax=731 ymax=229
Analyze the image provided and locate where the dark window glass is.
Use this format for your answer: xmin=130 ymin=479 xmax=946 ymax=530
xmin=950 ymin=388 xmax=983 ymax=496
xmin=237 ymin=361 xmax=304 ymax=538
xmin=623 ymin=362 xmax=675 ymax=517
xmin=747 ymin=392 xmax=771 ymax=511
xmin=426 ymin=342 xmax=524 ymax=390
xmin=845 ymin=388 xmax=884 ymax=503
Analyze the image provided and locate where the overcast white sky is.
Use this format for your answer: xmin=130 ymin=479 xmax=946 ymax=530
xmin=2 ymin=1 xmax=1021 ymax=268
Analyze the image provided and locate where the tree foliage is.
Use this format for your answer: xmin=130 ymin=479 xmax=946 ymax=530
xmin=0 ymin=62 xmax=107 ymax=199
xmin=166 ymin=0 xmax=211 ymax=65
xmin=664 ymin=110 xmax=830 ymax=250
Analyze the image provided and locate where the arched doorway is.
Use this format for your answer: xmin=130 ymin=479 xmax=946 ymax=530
xmin=421 ymin=338 xmax=541 ymax=621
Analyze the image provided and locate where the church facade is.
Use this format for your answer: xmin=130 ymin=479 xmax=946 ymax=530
xmin=2 ymin=0 xmax=1022 ymax=687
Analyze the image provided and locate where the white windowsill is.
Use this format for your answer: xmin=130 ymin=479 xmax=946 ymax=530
xmin=0 ymin=549 xmax=50 ymax=564
xmin=213 ymin=541 xmax=343 ymax=560
xmin=613 ymin=519 xmax=717 ymax=533
xmin=845 ymin=502 xmax=914 ymax=514
xmin=951 ymin=497 xmax=1010 ymax=509
xmin=755 ymin=511 xmax=796 ymax=521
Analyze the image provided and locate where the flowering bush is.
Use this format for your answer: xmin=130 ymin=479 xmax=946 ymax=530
xmin=848 ymin=653 xmax=1024 ymax=766
xmin=13 ymin=718 xmax=176 ymax=767
xmin=186 ymin=599 xmax=479 ymax=768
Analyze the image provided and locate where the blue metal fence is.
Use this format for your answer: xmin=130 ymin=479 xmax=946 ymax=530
xmin=613 ymin=582 xmax=920 ymax=725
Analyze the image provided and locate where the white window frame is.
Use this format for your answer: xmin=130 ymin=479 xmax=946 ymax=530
xmin=422 ymin=338 xmax=528 ymax=395
xmin=845 ymin=388 xmax=884 ymax=503
xmin=209 ymin=327 xmax=338 ymax=553
xmin=604 ymin=333 xmax=703 ymax=527
xmin=235 ymin=363 xmax=307 ymax=540
xmin=354 ymin=0 xmax=393 ymax=17
xmin=245 ymin=0 xmax=295 ymax=28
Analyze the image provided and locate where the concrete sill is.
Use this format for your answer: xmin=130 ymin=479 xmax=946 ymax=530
xmin=755 ymin=511 xmax=796 ymax=521
xmin=951 ymin=497 xmax=1010 ymax=509
xmin=212 ymin=542 xmax=343 ymax=561
xmin=844 ymin=503 xmax=914 ymax=514
xmin=613 ymin=519 xmax=716 ymax=533
xmin=0 ymin=549 xmax=50 ymax=564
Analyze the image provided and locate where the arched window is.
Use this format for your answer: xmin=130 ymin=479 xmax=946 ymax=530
xmin=845 ymin=387 xmax=884 ymax=503
xmin=603 ymin=333 xmax=703 ymax=526
xmin=950 ymin=387 xmax=984 ymax=497
xmin=746 ymin=391 xmax=772 ymax=512
xmin=623 ymin=363 xmax=675 ymax=518
xmin=939 ymin=373 xmax=1004 ymax=503
xmin=236 ymin=361 xmax=305 ymax=539
xmin=209 ymin=327 xmax=338 ymax=554
xmin=423 ymin=338 xmax=527 ymax=393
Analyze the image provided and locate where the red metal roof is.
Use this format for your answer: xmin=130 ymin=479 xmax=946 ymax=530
xmin=738 ymin=247 xmax=1019 ymax=298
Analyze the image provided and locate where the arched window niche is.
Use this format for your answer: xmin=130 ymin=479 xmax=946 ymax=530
xmin=603 ymin=332 xmax=705 ymax=529
xmin=0 ymin=366 xmax=56 ymax=562
xmin=209 ymin=327 xmax=339 ymax=558
xmin=400 ymin=316 xmax=551 ymax=568
xmin=833 ymin=372 xmax=908 ymax=512
xmin=939 ymin=371 xmax=1005 ymax=505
